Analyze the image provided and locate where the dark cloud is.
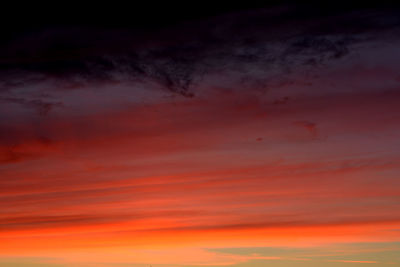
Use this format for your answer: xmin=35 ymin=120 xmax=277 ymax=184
xmin=282 ymin=36 xmax=351 ymax=66
xmin=273 ymin=96 xmax=290 ymax=105
xmin=1 ymin=5 xmax=399 ymax=98
xmin=0 ymin=97 xmax=63 ymax=116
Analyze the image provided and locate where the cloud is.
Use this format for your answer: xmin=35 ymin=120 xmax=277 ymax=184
xmin=326 ymin=260 xmax=378 ymax=263
xmin=293 ymin=120 xmax=318 ymax=138
xmin=1 ymin=6 xmax=399 ymax=99
xmin=0 ymin=97 xmax=63 ymax=116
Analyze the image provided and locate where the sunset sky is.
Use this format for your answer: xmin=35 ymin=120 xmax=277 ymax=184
xmin=1 ymin=2 xmax=400 ymax=266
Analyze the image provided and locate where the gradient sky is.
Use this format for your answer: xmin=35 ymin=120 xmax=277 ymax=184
xmin=1 ymin=2 xmax=400 ymax=267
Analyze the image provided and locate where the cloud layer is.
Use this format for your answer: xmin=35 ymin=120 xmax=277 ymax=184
xmin=1 ymin=3 xmax=400 ymax=267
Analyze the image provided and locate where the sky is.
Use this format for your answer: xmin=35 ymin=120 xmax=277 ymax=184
xmin=1 ymin=2 xmax=400 ymax=267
